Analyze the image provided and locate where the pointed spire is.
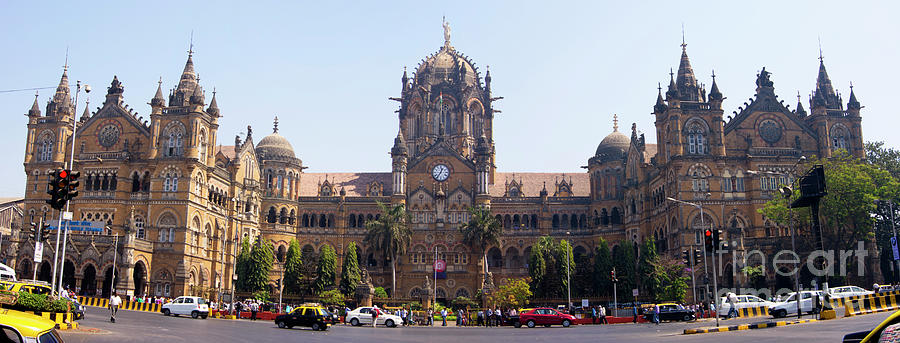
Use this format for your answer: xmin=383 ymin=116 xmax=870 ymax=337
xmin=795 ymin=91 xmax=807 ymax=116
xmin=151 ymin=77 xmax=166 ymax=107
xmin=813 ymin=47 xmax=839 ymax=109
xmin=675 ymin=43 xmax=701 ymax=101
xmin=107 ymin=75 xmax=124 ymax=95
xmin=401 ymin=66 xmax=408 ymax=89
xmin=392 ymin=129 xmax=408 ymax=156
xmin=847 ymin=82 xmax=861 ymax=110
xmin=207 ymin=88 xmax=219 ymax=116
xmin=665 ymin=69 xmax=678 ymax=100
xmin=80 ymin=100 xmax=91 ymax=121
xmin=273 ymin=116 xmax=279 ymax=133
xmin=28 ymin=91 xmax=41 ymax=117
xmin=177 ymin=46 xmax=198 ymax=93
xmin=190 ymin=83 xmax=204 ymax=105
xmin=47 ymin=66 xmax=73 ymax=116
xmin=709 ymin=70 xmax=723 ymax=101
xmin=612 ymin=114 xmax=619 ymax=132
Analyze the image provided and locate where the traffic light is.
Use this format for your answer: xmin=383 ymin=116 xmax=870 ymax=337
xmin=704 ymin=229 xmax=713 ymax=252
xmin=693 ymin=249 xmax=702 ymax=261
xmin=66 ymin=171 xmax=80 ymax=200
xmin=46 ymin=169 xmax=69 ymax=210
xmin=275 ymin=278 xmax=282 ymax=289
xmin=714 ymin=229 xmax=729 ymax=250
xmin=682 ymin=250 xmax=690 ymax=264
xmin=29 ymin=222 xmax=38 ymax=241
xmin=40 ymin=223 xmax=51 ymax=241
xmin=610 ymin=268 xmax=617 ymax=282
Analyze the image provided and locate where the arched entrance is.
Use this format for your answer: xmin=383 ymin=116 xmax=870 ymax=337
xmin=82 ymin=265 xmax=97 ymax=296
xmin=38 ymin=261 xmax=52 ymax=283
xmin=17 ymin=260 xmax=31 ymax=280
xmin=62 ymin=260 xmax=76 ymax=291
xmin=723 ymin=264 xmax=734 ymax=290
xmin=102 ymin=267 xmax=118 ymax=298
xmin=133 ymin=262 xmax=147 ymax=296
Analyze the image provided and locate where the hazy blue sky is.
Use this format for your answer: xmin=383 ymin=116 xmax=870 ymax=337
xmin=1 ymin=1 xmax=897 ymax=196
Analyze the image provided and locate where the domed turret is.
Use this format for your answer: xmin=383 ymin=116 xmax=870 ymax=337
xmin=594 ymin=115 xmax=629 ymax=161
xmin=256 ymin=116 xmax=298 ymax=162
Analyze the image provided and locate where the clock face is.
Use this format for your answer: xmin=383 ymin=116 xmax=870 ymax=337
xmin=432 ymin=164 xmax=450 ymax=181
xmin=98 ymin=123 xmax=121 ymax=148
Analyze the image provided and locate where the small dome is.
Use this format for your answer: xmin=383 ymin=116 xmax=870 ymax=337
xmin=256 ymin=132 xmax=296 ymax=160
xmin=414 ymin=46 xmax=479 ymax=88
xmin=595 ymin=131 xmax=629 ymax=158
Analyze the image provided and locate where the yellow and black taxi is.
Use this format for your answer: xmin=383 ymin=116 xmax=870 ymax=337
xmin=0 ymin=308 xmax=65 ymax=343
xmin=843 ymin=310 xmax=900 ymax=342
xmin=275 ymin=305 xmax=336 ymax=331
xmin=0 ymin=280 xmax=53 ymax=295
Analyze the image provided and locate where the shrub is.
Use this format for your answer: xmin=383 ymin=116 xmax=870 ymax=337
xmin=12 ymin=291 xmax=73 ymax=313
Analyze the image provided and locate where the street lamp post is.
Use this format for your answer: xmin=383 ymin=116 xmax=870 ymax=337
xmin=566 ymin=231 xmax=572 ymax=313
xmin=667 ymin=195 xmax=719 ymax=328
xmin=876 ymin=200 xmax=899 ymax=282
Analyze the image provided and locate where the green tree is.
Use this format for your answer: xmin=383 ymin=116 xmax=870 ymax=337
xmin=639 ymin=240 xmax=660 ymax=297
xmin=235 ymin=236 xmax=252 ymax=292
xmin=528 ymin=236 xmax=556 ymax=298
xmin=867 ymin=141 xmax=900 ymax=179
xmin=612 ymin=240 xmax=637 ymax=302
xmin=450 ymin=296 xmax=477 ymax=310
xmin=318 ymin=289 xmax=346 ymax=307
xmin=283 ymin=239 xmax=303 ymax=294
xmin=649 ymin=257 xmax=689 ymax=302
xmin=490 ymin=277 xmax=533 ymax=308
xmin=554 ymin=239 xmax=576 ymax=298
xmin=374 ymin=287 xmax=388 ymax=299
xmin=314 ymin=244 xmax=337 ymax=293
xmin=459 ymin=206 xmax=503 ymax=275
xmin=339 ymin=242 xmax=361 ymax=296
xmin=593 ymin=238 xmax=614 ymax=296
xmin=365 ymin=202 xmax=412 ymax=298
xmin=246 ymin=238 xmax=275 ymax=292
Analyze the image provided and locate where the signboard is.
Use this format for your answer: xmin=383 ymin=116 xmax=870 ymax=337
xmin=632 ymin=288 xmax=639 ymax=297
xmin=892 ymin=237 xmax=899 ymax=261
xmin=48 ymin=221 xmax=105 ymax=232
xmin=434 ymin=259 xmax=446 ymax=279
xmin=581 ymin=299 xmax=589 ymax=308
xmin=33 ymin=241 xmax=43 ymax=263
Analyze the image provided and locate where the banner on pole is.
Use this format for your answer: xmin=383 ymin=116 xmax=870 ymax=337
xmin=33 ymin=242 xmax=43 ymax=263
xmin=435 ymin=259 xmax=446 ymax=279
xmin=48 ymin=220 xmax=105 ymax=232
xmin=892 ymin=237 xmax=899 ymax=261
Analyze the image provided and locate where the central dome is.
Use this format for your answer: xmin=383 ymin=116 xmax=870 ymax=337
xmin=414 ymin=46 xmax=480 ymax=88
xmin=256 ymin=132 xmax=296 ymax=160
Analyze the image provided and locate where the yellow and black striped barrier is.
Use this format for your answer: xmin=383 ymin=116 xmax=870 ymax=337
xmin=737 ymin=306 xmax=769 ymax=318
xmin=844 ymin=293 xmax=900 ymax=317
xmin=77 ymin=296 xmax=162 ymax=313
xmin=31 ymin=312 xmax=78 ymax=330
xmin=684 ymin=319 xmax=817 ymax=335
xmin=828 ymin=290 xmax=900 ymax=311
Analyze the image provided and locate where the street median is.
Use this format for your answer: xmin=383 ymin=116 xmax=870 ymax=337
xmin=683 ymin=318 xmax=817 ymax=335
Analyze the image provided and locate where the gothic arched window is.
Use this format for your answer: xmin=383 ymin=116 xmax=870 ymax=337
xmin=832 ymin=125 xmax=849 ymax=151
xmin=685 ymin=119 xmax=708 ymax=155
xmin=198 ymin=130 xmax=207 ymax=162
xmin=164 ymin=122 xmax=185 ymax=157
xmin=37 ymin=132 xmax=54 ymax=162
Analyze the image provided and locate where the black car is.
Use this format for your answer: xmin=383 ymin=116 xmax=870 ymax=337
xmin=275 ymin=306 xmax=335 ymax=331
xmin=642 ymin=303 xmax=695 ymax=322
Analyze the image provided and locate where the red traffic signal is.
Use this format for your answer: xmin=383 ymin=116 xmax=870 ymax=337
xmin=57 ymin=169 xmax=68 ymax=179
xmin=704 ymin=229 xmax=712 ymax=237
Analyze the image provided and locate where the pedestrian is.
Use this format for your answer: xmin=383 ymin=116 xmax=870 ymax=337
xmin=477 ymin=309 xmax=484 ymax=326
xmin=632 ymin=306 xmax=638 ymax=324
xmin=485 ymin=308 xmax=493 ymax=327
xmin=427 ymin=308 xmax=434 ymax=326
xmin=109 ymin=291 xmax=122 ymax=323
xmin=600 ymin=305 xmax=608 ymax=324
xmin=591 ymin=306 xmax=598 ymax=324
xmin=495 ymin=307 xmax=502 ymax=326
xmin=653 ymin=304 xmax=660 ymax=325
xmin=372 ymin=305 xmax=380 ymax=328
xmin=441 ymin=308 xmax=448 ymax=326
xmin=726 ymin=292 xmax=738 ymax=319
xmin=250 ymin=300 xmax=259 ymax=321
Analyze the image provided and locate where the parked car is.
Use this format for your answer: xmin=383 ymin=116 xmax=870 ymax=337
xmin=768 ymin=291 xmax=825 ymax=318
xmin=0 ymin=308 xmax=65 ymax=343
xmin=876 ymin=285 xmax=895 ymax=293
xmin=161 ymin=296 xmax=209 ymax=319
xmin=718 ymin=295 xmax=776 ymax=318
xmin=0 ymin=263 xmax=16 ymax=281
xmin=0 ymin=280 xmax=53 ymax=295
xmin=345 ymin=307 xmax=403 ymax=327
xmin=642 ymin=303 xmax=696 ymax=322
xmin=829 ymin=286 xmax=874 ymax=298
xmin=842 ymin=308 xmax=900 ymax=342
xmin=517 ymin=307 xmax=577 ymax=328
xmin=275 ymin=305 xmax=335 ymax=331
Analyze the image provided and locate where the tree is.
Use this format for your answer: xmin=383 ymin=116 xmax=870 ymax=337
xmin=758 ymin=151 xmax=898 ymax=284
xmin=554 ymin=239 xmax=576 ymax=299
xmin=450 ymin=296 xmax=477 ymax=310
xmin=374 ymin=287 xmax=388 ymax=299
xmin=283 ymin=239 xmax=303 ymax=294
xmin=313 ymin=244 xmax=337 ymax=294
xmin=527 ymin=236 xmax=574 ymax=298
xmin=245 ymin=238 xmax=275 ymax=292
xmin=612 ymin=240 xmax=637 ymax=302
xmin=365 ymin=202 xmax=412 ymax=298
xmin=459 ymin=206 xmax=502 ymax=276
xmin=593 ymin=238 xmax=614 ymax=296
xmin=339 ymin=242 xmax=361 ymax=296
xmin=639 ymin=239 xmax=660 ymax=297
xmin=318 ymin=289 xmax=345 ymax=307
xmin=490 ymin=277 xmax=532 ymax=308
xmin=867 ymin=141 xmax=900 ymax=179
xmin=649 ymin=257 xmax=689 ymax=302
xmin=235 ymin=236 xmax=252 ymax=292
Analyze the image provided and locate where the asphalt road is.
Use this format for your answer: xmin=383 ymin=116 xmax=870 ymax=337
xmin=58 ymin=306 xmax=892 ymax=343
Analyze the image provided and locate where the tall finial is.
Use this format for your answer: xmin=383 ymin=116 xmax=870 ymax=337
xmin=63 ymin=46 xmax=69 ymax=72
xmin=613 ymin=114 xmax=619 ymax=132
xmin=273 ymin=115 xmax=279 ymax=133
xmin=681 ymin=23 xmax=686 ymax=49
xmin=818 ymin=36 xmax=823 ymax=62
xmin=188 ymin=30 xmax=194 ymax=57
xmin=658 ymin=82 xmax=662 ymax=92
xmin=849 ymin=81 xmax=854 ymax=90
xmin=711 ymin=69 xmax=716 ymax=81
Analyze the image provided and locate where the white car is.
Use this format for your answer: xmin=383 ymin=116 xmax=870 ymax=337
xmin=828 ymin=286 xmax=873 ymax=298
xmin=717 ymin=294 xmax=776 ymax=318
xmin=345 ymin=307 xmax=403 ymax=327
xmin=0 ymin=263 xmax=15 ymax=281
xmin=768 ymin=291 xmax=824 ymax=318
xmin=162 ymin=296 xmax=210 ymax=319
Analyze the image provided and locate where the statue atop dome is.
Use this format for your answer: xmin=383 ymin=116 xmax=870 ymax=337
xmin=442 ymin=16 xmax=451 ymax=48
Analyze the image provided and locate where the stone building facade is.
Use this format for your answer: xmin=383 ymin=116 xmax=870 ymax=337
xmin=3 ymin=28 xmax=865 ymax=302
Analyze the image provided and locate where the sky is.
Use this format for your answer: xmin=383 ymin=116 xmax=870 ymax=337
xmin=1 ymin=1 xmax=898 ymax=196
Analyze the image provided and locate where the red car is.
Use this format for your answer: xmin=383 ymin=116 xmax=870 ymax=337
xmin=517 ymin=307 xmax=577 ymax=328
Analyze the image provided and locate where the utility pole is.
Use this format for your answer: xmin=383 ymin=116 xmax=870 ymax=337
xmin=566 ymin=231 xmax=572 ymax=312
xmin=109 ymin=234 xmax=118 ymax=296
xmin=668 ymin=195 xmax=718 ymax=327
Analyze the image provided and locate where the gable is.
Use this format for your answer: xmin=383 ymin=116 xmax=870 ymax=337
xmin=408 ymin=138 xmax=475 ymax=171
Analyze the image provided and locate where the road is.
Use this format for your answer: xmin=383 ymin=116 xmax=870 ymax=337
xmin=58 ymin=306 xmax=892 ymax=343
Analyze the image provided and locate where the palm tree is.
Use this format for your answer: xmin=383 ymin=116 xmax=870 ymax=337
xmin=459 ymin=206 xmax=503 ymax=276
xmin=364 ymin=201 xmax=412 ymax=298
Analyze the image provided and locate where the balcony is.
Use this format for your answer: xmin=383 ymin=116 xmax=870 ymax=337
xmin=748 ymin=147 xmax=801 ymax=158
xmin=84 ymin=190 xmax=115 ymax=199
xmin=130 ymin=192 xmax=150 ymax=200
xmin=77 ymin=151 xmax=131 ymax=161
